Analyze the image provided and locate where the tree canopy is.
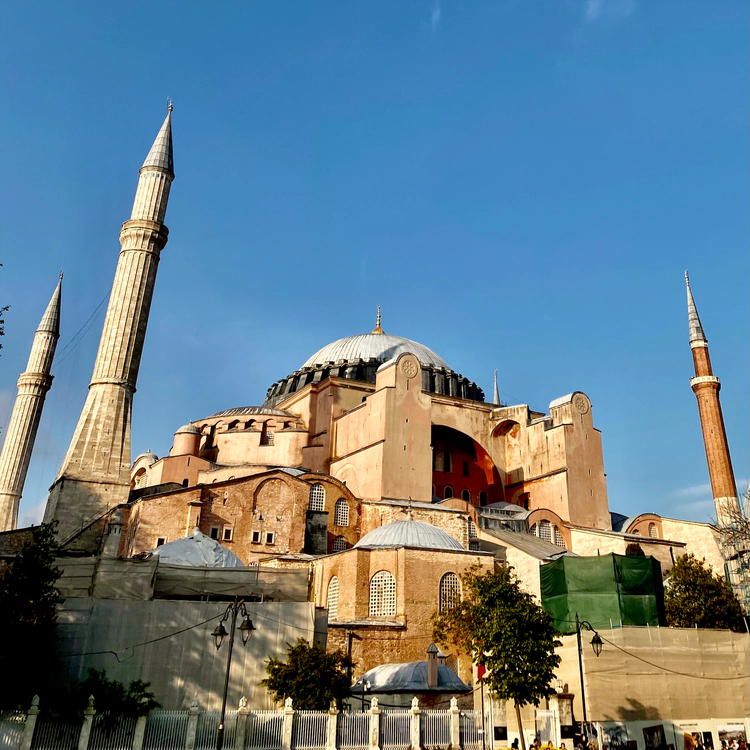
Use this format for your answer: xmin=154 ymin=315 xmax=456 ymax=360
xmin=261 ymin=638 xmax=354 ymax=709
xmin=432 ymin=565 xmax=561 ymax=747
xmin=0 ymin=522 xmax=63 ymax=708
xmin=664 ymin=553 xmax=745 ymax=632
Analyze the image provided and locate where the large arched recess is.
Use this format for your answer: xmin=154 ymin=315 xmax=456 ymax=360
xmin=431 ymin=425 xmax=504 ymax=506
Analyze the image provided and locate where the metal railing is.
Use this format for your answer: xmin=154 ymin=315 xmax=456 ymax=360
xmin=10 ymin=696 xmax=490 ymax=750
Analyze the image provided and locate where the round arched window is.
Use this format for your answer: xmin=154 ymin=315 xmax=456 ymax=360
xmin=309 ymin=483 xmax=325 ymax=511
xmin=440 ymin=572 xmax=461 ymax=611
xmin=334 ymin=499 xmax=349 ymax=527
xmin=327 ymin=577 xmax=339 ymax=620
xmin=444 ymin=486 xmax=454 ymax=499
xmin=332 ymin=535 xmax=347 ymax=552
xmin=369 ymin=571 xmax=396 ymax=617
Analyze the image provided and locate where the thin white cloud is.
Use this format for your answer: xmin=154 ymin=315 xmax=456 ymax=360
xmin=585 ymin=0 xmax=636 ymax=23
xmin=431 ymin=2 xmax=441 ymax=32
xmin=672 ymin=482 xmax=712 ymax=498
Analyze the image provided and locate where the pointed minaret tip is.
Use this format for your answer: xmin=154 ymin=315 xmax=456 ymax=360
xmin=685 ymin=270 xmax=707 ymax=345
xmin=37 ymin=274 xmax=62 ymax=336
xmin=372 ymin=305 xmax=384 ymax=335
xmin=493 ymin=369 xmax=500 ymax=406
xmin=142 ymin=107 xmax=174 ymax=176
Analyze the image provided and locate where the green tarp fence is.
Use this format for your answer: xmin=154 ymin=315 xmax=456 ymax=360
xmin=540 ymin=553 xmax=666 ymax=634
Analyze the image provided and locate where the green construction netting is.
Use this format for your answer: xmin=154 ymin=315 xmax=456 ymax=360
xmin=540 ymin=553 xmax=666 ymax=634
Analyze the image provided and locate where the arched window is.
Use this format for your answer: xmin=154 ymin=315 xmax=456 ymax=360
xmin=467 ymin=520 xmax=478 ymax=539
xmin=260 ymin=422 xmax=274 ymax=445
xmin=479 ymin=491 xmax=488 ymax=506
xmin=440 ymin=572 xmax=461 ymax=611
xmin=632 ymin=529 xmax=640 ymax=535
xmin=309 ymin=484 xmax=325 ymax=511
xmin=327 ymin=577 xmax=339 ymax=620
xmin=553 ymin=526 xmax=565 ymax=548
xmin=369 ymin=571 xmax=396 ymax=617
xmin=648 ymin=523 xmax=657 ymax=538
xmin=332 ymin=535 xmax=347 ymax=552
xmin=444 ymin=486 xmax=454 ymax=499
xmin=529 ymin=523 xmax=538 ymax=536
xmin=334 ymin=499 xmax=349 ymax=527
xmin=461 ymin=489 xmax=471 ymax=502
xmin=134 ymin=468 xmax=148 ymax=489
xmin=538 ymin=520 xmax=552 ymax=543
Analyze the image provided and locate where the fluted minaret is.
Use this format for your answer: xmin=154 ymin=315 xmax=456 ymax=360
xmin=0 ymin=274 xmax=62 ymax=531
xmin=45 ymin=107 xmax=174 ymax=539
xmin=685 ymin=271 xmax=738 ymax=527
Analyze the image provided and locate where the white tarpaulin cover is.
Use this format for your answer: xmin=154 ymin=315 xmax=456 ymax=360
xmin=151 ymin=528 xmax=245 ymax=568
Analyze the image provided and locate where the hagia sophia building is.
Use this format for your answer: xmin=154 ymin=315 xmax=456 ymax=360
xmin=0 ymin=108 xmax=743 ymax=688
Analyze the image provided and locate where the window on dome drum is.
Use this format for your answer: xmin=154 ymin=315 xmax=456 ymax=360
xmin=529 ymin=523 xmax=537 ymax=537
xmin=440 ymin=572 xmax=461 ymax=611
xmin=332 ymin=535 xmax=347 ymax=552
xmin=369 ymin=571 xmax=396 ymax=617
xmin=327 ymin=577 xmax=339 ymax=620
xmin=479 ymin=491 xmax=488 ymax=507
xmin=461 ymin=489 xmax=471 ymax=502
xmin=538 ymin=520 xmax=552 ymax=543
xmin=260 ymin=423 xmax=274 ymax=445
xmin=553 ymin=526 xmax=565 ymax=548
xmin=334 ymin=499 xmax=349 ymax=527
xmin=309 ymin=484 xmax=325 ymax=511
xmin=444 ymin=486 xmax=454 ymax=499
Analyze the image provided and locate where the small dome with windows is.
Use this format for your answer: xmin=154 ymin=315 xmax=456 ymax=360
xmin=354 ymin=520 xmax=464 ymax=551
xmin=174 ymin=423 xmax=201 ymax=435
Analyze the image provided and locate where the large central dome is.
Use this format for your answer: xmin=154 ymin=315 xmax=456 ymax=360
xmin=302 ymin=332 xmax=449 ymax=370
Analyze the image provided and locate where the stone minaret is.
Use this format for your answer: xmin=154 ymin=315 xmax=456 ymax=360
xmin=0 ymin=274 xmax=62 ymax=531
xmin=45 ymin=107 xmax=174 ymax=539
xmin=685 ymin=271 xmax=739 ymax=527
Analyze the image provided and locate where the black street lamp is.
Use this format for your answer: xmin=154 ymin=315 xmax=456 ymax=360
xmin=574 ymin=613 xmax=603 ymax=747
xmin=212 ymin=598 xmax=256 ymax=750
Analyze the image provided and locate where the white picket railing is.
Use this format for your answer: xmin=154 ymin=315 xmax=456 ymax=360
xmin=7 ymin=696 xmax=488 ymax=750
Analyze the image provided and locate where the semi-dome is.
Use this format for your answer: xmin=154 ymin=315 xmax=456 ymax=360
xmin=302 ymin=333 xmax=449 ymax=370
xmin=354 ymin=520 xmax=464 ymax=551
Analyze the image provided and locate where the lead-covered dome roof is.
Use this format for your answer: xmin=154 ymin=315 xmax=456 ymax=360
xmin=354 ymin=520 xmax=464 ymax=551
xmin=302 ymin=333 xmax=449 ymax=370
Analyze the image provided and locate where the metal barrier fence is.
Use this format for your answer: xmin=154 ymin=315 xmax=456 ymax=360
xmin=0 ymin=713 xmax=24 ymax=750
xmin=7 ymin=696 xmax=487 ymax=750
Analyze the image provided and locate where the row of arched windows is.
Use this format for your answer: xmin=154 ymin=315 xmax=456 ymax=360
xmin=529 ymin=520 xmax=566 ymax=548
xmin=308 ymin=485 xmax=350 ymax=528
xmin=436 ymin=486 xmax=488 ymax=505
xmin=326 ymin=571 xmax=461 ymax=621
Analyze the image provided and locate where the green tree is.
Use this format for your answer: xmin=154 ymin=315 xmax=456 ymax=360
xmin=261 ymin=638 xmax=354 ymax=709
xmin=664 ymin=553 xmax=745 ymax=632
xmin=0 ymin=522 xmax=63 ymax=708
xmin=433 ymin=566 xmax=561 ymax=750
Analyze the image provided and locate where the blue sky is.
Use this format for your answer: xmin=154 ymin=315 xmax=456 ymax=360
xmin=1 ymin=0 xmax=747 ymax=527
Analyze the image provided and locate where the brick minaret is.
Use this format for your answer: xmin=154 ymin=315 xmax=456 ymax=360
xmin=0 ymin=274 xmax=62 ymax=531
xmin=685 ymin=271 xmax=739 ymax=527
xmin=45 ymin=107 xmax=174 ymax=539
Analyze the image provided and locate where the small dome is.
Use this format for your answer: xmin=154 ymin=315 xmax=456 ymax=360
xmin=302 ymin=333 xmax=449 ymax=370
xmin=135 ymin=450 xmax=159 ymax=466
xmin=152 ymin=528 xmax=245 ymax=568
xmin=175 ymin=423 xmax=201 ymax=435
xmin=355 ymin=520 xmax=464 ymax=551
xmin=352 ymin=661 xmax=470 ymax=694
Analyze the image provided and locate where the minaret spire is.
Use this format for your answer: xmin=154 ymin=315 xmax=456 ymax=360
xmin=0 ymin=274 xmax=63 ymax=530
xmin=493 ymin=370 xmax=500 ymax=406
xmin=684 ymin=272 xmax=738 ymax=527
xmin=45 ymin=111 xmax=175 ymax=542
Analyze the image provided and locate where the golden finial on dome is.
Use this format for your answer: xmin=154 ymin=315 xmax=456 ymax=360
xmin=372 ymin=305 xmax=384 ymax=335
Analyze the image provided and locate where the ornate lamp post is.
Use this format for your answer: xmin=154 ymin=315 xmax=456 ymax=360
xmin=212 ymin=598 xmax=256 ymax=750
xmin=574 ymin=613 xmax=603 ymax=747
